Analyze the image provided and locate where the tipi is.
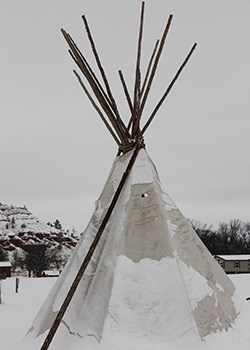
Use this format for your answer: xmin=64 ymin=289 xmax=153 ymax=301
xmin=25 ymin=3 xmax=237 ymax=349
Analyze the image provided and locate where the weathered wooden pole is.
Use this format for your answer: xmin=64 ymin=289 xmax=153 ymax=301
xmin=40 ymin=141 xmax=143 ymax=350
xmin=141 ymin=43 xmax=197 ymax=135
xmin=73 ymin=70 xmax=121 ymax=146
xmin=16 ymin=277 xmax=19 ymax=293
xmin=132 ymin=1 xmax=145 ymax=138
xmin=137 ymin=14 xmax=173 ymax=122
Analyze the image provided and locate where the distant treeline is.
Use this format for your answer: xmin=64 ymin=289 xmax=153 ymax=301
xmin=0 ymin=243 xmax=71 ymax=277
xmin=190 ymin=219 xmax=250 ymax=255
xmin=1 ymin=219 xmax=250 ymax=276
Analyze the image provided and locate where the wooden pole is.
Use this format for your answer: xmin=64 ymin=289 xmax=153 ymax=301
xmin=132 ymin=1 xmax=145 ymax=138
xmin=62 ymin=25 xmax=132 ymax=141
xmin=126 ymin=40 xmax=159 ymax=135
xmin=82 ymin=15 xmax=129 ymax=138
xmin=141 ymin=43 xmax=197 ymax=135
xmin=82 ymin=15 xmax=119 ymax=115
xmin=73 ymin=70 xmax=121 ymax=146
xmin=40 ymin=142 xmax=143 ymax=350
xmin=137 ymin=15 xmax=173 ymax=122
xmin=61 ymin=29 xmax=128 ymax=145
xmin=140 ymin=39 xmax=159 ymax=99
xmin=16 ymin=277 xmax=19 ymax=293
xmin=67 ymin=38 xmax=119 ymax=117
xmin=118 ymin=70 xmax=134 ymax=116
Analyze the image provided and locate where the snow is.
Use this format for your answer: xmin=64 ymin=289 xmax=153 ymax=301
xmin=216 ymin=255 xmax=250 ymax=261
xmin=15 ymin=149 xmax=244 ymax=348
xmin=0 ymin=274 xmax=249 ymax=350
xmin=0 ymin=277 xmax=56 ymax=349
xmin=1 ymin=151 xmax=248 ymax=349
xmin=0 ymin=261 xmax=11 ymax=267
xmin=0 ymin=203 xmax=59 ymax=235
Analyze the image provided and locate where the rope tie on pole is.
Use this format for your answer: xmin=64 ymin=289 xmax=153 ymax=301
xmin=118 ymin=136 xmax=145 ymax=154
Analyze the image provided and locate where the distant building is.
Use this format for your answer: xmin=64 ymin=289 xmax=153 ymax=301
xmin=42 ymin=270 xmax=60 ymax=277
xmin=0 ymin=261 xmax=11 ymax=278
xmin=214 ymin=255 xmax=250 ymax=274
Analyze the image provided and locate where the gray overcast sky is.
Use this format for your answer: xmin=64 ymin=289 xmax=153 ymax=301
xmin=1 ymin=0 xmax=249 ymax=233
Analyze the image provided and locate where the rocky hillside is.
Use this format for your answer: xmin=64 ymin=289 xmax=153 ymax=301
xmin=0 ymin=203 xmax=78 ymax=253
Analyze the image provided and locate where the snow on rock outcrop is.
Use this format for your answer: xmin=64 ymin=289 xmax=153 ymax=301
xmin=0 ymin=203 xmax=77 ymax=253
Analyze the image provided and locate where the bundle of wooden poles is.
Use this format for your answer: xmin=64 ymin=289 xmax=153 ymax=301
xmin=61 ymin=1 xmax=196 ymax=153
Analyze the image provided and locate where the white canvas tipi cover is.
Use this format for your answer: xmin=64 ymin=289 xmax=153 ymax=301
xmin=25 ymin=149 xmax=237 ymax=349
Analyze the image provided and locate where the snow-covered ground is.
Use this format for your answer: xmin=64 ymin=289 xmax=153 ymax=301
xmin=0 ymin=276 xmax=56 ymax=349
xmin=0 ymin=274 xmax=250 ymax=350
